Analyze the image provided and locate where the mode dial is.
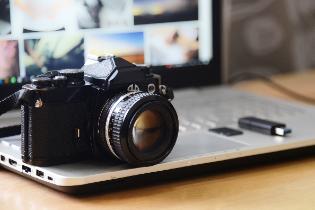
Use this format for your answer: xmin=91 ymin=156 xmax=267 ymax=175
xmin=59 ymin=69 xmax=85 ymax=86
xmin=31 ymin=77 xmax=52 ymax=88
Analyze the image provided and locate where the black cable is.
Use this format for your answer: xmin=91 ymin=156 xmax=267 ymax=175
xmin=0 ymin=90 xmax=23 ymax=138
xmin=0 ymin=125 xmax=21 ymax=138
xmin=228 ymin=71 xmax=315 ymax=105
xmin=0 ymin=90 xmax=22 ymax=116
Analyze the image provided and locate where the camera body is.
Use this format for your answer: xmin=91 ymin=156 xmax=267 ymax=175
xmin=20 ymin=56 xmax=178 ymax=167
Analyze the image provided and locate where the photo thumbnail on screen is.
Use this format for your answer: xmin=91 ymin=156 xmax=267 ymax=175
xmin=75 ymin=0 xmax=132 ymax=29
xmin=148 ymin=26 xmax=199 ymax=66
xmin=0 ymin=40 xmax=20 ymax=82
xmin=133 ymin=0 xmax=198 ymax=25
xmin=13 ymin=0 xmax=78 ymax=33
xmin=24 ymin=35 xmax=84 ymax=79
xmin=0 ymin=0 xmax=11 ymax=35
xmin=86 ymin=32 xmax=144 ymax=64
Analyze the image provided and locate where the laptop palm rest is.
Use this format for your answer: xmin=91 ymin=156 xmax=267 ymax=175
xmin=0 ymin=132 xmax=245 ymax=182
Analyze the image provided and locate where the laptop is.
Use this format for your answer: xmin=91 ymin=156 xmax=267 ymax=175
xmin=1 ymin=0 xmax=315 ymax=193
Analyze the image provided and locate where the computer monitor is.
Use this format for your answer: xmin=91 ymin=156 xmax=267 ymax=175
xmin=0 ymin=0 xmax=221 ymax=98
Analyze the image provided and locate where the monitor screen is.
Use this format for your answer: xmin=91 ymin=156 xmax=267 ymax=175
xmin=0 ymin=0 xmax=213 ymax=87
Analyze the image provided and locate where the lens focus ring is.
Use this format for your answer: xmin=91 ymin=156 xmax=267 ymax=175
xmin=98 ymin=91 xmax=178 ymax=166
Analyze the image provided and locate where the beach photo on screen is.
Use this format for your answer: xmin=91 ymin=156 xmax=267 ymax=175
xmin=0 ymin=40 xmax=19 ymax=80
xmin=0 ymin=0 xmax=11 ymax=35
xmin=133 ymin=0 xmax=198 ymax=25
xmin=24 ymin=34 xmax=84 ymax=79
xmin=86 ymin=32 xmax=144 ymax=64
xmin=75 ymin=0 xmax=132 ymax=29
xmin=148 ymin=26 xmax=199 ymax=66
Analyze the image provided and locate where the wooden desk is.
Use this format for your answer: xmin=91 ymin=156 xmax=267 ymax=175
xmin=1 ymin=71 xmax=315 ymax=210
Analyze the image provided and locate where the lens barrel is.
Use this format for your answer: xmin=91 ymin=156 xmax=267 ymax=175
xmin=97 ymin=92 xmax=178 ymax=166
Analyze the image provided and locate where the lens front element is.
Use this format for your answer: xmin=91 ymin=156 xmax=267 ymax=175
xmin=132 ymin=110 xmax=163 ymax=152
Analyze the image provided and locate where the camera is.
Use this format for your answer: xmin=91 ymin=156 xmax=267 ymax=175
xmin=19 ymin=56 xmax=178 ymax=167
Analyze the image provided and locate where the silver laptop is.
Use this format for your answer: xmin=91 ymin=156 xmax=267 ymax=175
xmin=1 ymin=1 xmax=315 ymax=193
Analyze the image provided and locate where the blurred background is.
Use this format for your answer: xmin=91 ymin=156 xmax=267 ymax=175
xmin=1 ymin=0 xmax=315 ymax=84
xmin=224 ymin=0 xmax=315 ymax=79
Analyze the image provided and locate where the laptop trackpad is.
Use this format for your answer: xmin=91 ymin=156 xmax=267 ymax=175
xmin=166 ymin=131 xmax=246 ymax=161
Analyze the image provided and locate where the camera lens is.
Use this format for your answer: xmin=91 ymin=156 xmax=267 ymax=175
xmin=97 ymin=92 xmax=178 ymax=166
xmin=132 ymin=110 xmax=162 ymax=152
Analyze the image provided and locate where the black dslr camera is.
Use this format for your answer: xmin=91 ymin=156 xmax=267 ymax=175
xmin=18 ymin=56 xmax=178 ymax=167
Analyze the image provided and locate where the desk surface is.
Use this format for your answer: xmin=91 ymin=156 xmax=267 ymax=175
xmin=1 ymin=71 xmax=315 ymax=210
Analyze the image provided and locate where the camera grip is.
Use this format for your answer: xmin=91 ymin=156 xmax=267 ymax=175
xmin=21 ymin=102 xmax=91 ymax=166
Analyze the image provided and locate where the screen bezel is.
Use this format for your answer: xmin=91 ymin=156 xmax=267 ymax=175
xmin=0 ymin=0 xmax=221 ymax=98
xmin=153 ymin=0 xmax=222 ymax=89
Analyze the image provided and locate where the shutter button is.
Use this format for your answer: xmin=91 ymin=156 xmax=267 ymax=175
xmin=31 ymin=77 xmax=52 ymax=88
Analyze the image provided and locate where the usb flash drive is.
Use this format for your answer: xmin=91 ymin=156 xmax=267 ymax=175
xmin=238 ymin=116 xmax=292 ymax=136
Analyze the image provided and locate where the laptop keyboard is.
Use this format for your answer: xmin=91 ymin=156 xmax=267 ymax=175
xmin=174 ymin=89 xmax=305 ymax=132
xmin=0 ymin=136 xmax=20 ymax=151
